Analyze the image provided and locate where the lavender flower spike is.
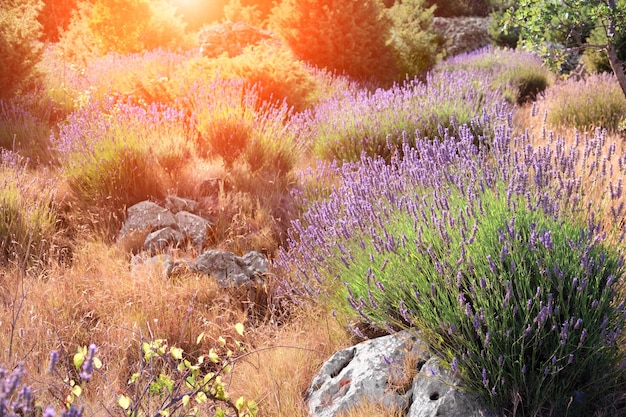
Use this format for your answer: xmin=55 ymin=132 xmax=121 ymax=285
xmin=80 ymin=344 xmax=98 ymax=381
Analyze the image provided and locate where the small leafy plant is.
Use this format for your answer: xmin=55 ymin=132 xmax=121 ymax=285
xmin=117 ymin=323 xmax=258 ymax=417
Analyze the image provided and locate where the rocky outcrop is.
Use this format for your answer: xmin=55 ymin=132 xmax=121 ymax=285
xmin=308 ymin=331 xmax=496 ymax=417
xmin=121 ymin=197 xmax=267 ymax=291
xmin=118 ymin=197 xmax=213 ymax=254
xmin=432 ymin=17 xmax=491 ymax=58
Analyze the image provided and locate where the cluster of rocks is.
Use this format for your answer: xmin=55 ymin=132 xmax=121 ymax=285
xmin=198 ymin=21 xmax=277 ymax=58
xmin=308 ymin=331 xmax=496 ymax=417
xmin=118 ymin=198 xmax=492 ymax=416
xmin=118 ymin=196 xmax=267 ymax=292
xmin=432 ymin=17 xmax=491 ymax=58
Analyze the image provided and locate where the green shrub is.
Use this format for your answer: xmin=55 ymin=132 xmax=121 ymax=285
xmin=488 ymin=8 xmax=519 ymax=48
xmin=387 ymin=0 xmax=444 ymax=78
xmin=0 ymin=97 xmax=55 ymax=164
xmin=54 ymin=100 xmax=193 ymax=219
xmin=182 ymin=42 xmax=320 ymax=113
xmin=268 ymin=0 xmax=399 ymax=84
xmin=0 ymin=150 xmax=58 ymax=267
xmin=194 ymin=78 xmax=300 ymax=174
xmin=0 ymin=0 xmax=44 ymax=99
xmin=545 ymin=73 xmax=626 ymax=132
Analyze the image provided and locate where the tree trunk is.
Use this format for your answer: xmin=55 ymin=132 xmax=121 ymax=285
xmin=605 ymin=0 xmax=626 ymax=100
xmin=606 ymin=42 xmax=626 ymax=101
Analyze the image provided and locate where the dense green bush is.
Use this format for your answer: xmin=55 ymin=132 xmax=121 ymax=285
xmin=0 ymin=0 xmax=44 ymax=99
xmin=387 ymin=0 xmax=443 ymax=78
xmin=488 ymin=8 xmax=519 ymax=48
xmin=268 ymin=0 xmax=399 ymax=84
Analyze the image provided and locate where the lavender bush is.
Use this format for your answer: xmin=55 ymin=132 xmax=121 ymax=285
xmin=0 ymin=98 xmax=54 ymax=164
xmin=543 ymin=73 xmax=626 ymax=133
xmin=278 ymin=120 xmax=626 ymax=415
xmin=52 ymin=97 xmax=192 ymax=214
xmin=298 ymin=67 xmax=505 ymax=163
xmin=439 ymin=47 xmax=554 ymax=105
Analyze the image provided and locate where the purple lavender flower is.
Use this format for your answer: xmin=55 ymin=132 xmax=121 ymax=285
xmin=80 ymin=344 xmax=98 ymax=381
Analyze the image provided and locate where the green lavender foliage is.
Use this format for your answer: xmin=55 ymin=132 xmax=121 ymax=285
xmin=279 ymin=121 xmax=626 ymax=416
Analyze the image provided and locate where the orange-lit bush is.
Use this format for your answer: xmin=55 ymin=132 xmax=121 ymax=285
xmin=269 ymin=0 xmax=399 ymax=84
xmin=180 ymin=42 xmax=319 ymax=112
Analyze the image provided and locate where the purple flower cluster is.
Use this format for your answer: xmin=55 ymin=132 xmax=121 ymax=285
xmin=0 ymin=361 xmax=84 ymax=417
xmin=297 ymin=64 xmax=507 ymax=162
xmin=278 ymin=75 xmax=626 ymax=414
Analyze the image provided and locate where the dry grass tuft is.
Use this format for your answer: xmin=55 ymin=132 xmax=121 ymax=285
xmin=228 ymin=304 xmax=354 ymax=417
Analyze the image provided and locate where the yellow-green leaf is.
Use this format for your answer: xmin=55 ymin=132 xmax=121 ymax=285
xmin=182 ymin=394 xmax=190 ymax=407
xmin=170 ymin=347 xmax=184 ymax=360
xmin=235 ymin=396 xmax=245 ymax=411
xmin=71 ymin=385 xmax=82 ymax=398
xmin=234 ymin=322 xmax=244 ymax=336
xmin=218 ymin=336 xmax=226 ymax=346
xmin=118 ymin=395 xmax=131 ymax=410
xmin=208 ymin=348 xmax=219 ymax=363
xmin=73 ymin=351 xmax=85 ymax=370
xmin=196 ymin=332 xmax=205 ymax=344
xmin=94 ymin=357 xmax=103 ymax=369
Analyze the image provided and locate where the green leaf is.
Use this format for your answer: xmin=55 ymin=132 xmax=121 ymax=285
xmin=94 ymin=357 xmax=103 ymax=369
xmin=208 ymin=348 xmax=220 ymax=363
xmin=218 ymin=336 xmax=226 ymax=346
xmin=170 ymin=347 xmax=184 ymax=360
xmin=73 ymin=348 xmax=85 ymax=370
xmin=182 ymin=395 xmax=190 ymax=407
xmin=234 ymin=322 xmax=244 ymax=336
xmin=118 ymin=395 xmax=131 ymax=410
xmin=216 ymin=407 xmax=225 ymax=417
xmin=196 ymin=391 xmax=208 ymax=404
xmin=71 ymin=384 xmax=82 ymax=398
xmin=235 ymin=396 xmax=245 ymax=411
xmin=196 ymin=332 xmax=205 ymax=344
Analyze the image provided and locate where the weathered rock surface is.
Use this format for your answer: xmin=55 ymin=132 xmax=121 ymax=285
xmin=194 ymin=249 xmax=266 ymax=288
xmin=308 ymin=331 xmax=495 ymax=417
xmin=175 ymin=211 xmax=212 ymax=251
xmin=119 ymin=197 xmax=214 ymax=253
xmin=119 ymin=201 xmax=177 ymax=240
xmin=409 ymin=357 xmax=495 ymax=417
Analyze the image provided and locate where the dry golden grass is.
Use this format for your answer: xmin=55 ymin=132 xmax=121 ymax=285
xmin=512 ymin=98 xmax=626 ymax=237
xmin=228 ymin=306 xmax=355 ymax=417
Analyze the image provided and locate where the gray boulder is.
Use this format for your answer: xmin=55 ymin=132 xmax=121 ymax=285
xmin=163 ymin=195 xmax=200 ymax=214
xmin=307 ymin=331 xmax=430 ymax=417
xmin=409 ymin=357 xmax=495 ymax=417
xmin=308 ymin=332 xmax=496 ymax=417
xmin=119 ymin=201 xmax=177 ymax=240
xmin=175 ymin=210 xmax=213 ymax=250
xmin=144 ymin=227 xmax=185 ymax=255
xmin=194 ymin=249 xmax=266 ymax=288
